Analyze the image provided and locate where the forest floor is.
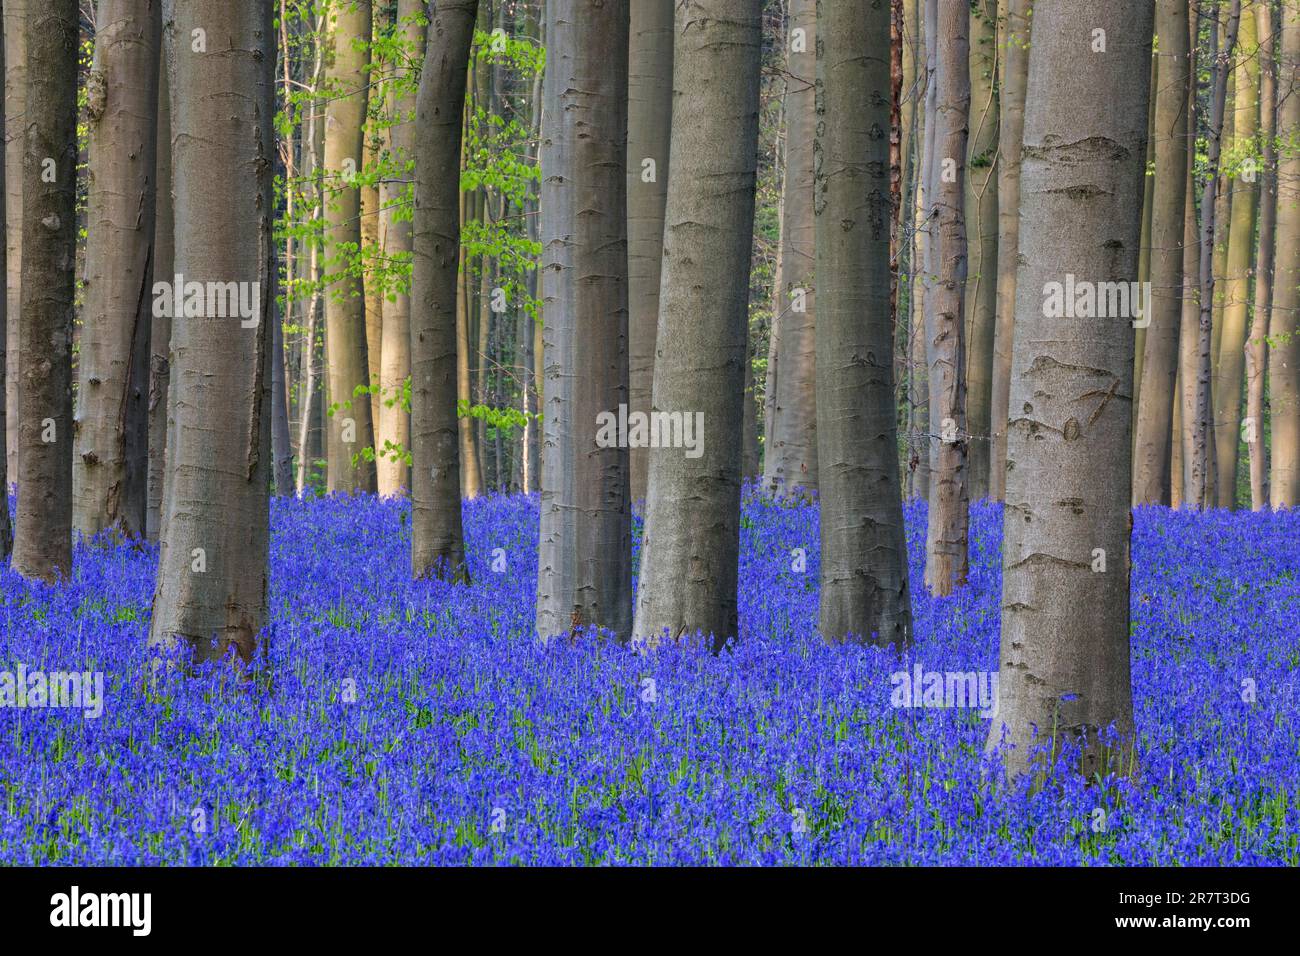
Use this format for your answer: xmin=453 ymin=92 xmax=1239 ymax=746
xmin=0 ymin=491 xmax=1296 ymax=864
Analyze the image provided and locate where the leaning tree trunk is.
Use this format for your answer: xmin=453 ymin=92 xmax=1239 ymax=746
xmin=410 ymin=0 xmax=476 ymax=582
xmin=323 ymin=0 xmax=376 ymax=494
xmin=377 ymin=0 xmax=424 ymax=497
xmin=963 ymin=0 xmax=998 ymax=502
xmin=1246 ymin=0 xmax=1275 ymax=511
xmin=1213 ymin=2 xmax=1259 ymax=510
xmin=12 ymin=0 xmax=78 ymax=582
xmin=923 ymin=0 xmax=970 ymax=597
xmin=990 ymin=0 xmax=1030 ymax=502
xmin=3 ymin=0 xmax=25 ymax=485
xmin=1272 ymin=0 xmax=1300 ymax=507
xmin=989 ymin=0 xmax=1154 ymax=779
xmin=630 ymin=0 xmax=762 ymax=650
xmin=74 ymin=0 xmax=161 ymax=541
xmin=148 ymin=0 xmax=274 ymax=664
xmin=762 ymin=0 xmax=817 ymax=499
xmin=1132 ymin=0 xmax=1191 ymax=506
xmin=536 ymin=0 xmax=632 ymax=641
xmin=147 ymin=54 xmax=173 ymax=542
xmin=815 ymin=0 xmax=912 ymax=648
xmin=626 ymin=0 xmax=672 ymax=505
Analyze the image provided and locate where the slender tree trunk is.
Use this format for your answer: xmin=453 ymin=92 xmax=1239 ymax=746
xmin=989 ymin=0 xmax=1154 ymax=779
xmin=630 ymin=0 xmax=761 ymax=649
xmin=1271 ymin=0 xmax=1300 ymax=506
xmin=1178 ymin=56 xmax=1202 ymax=505
xmin=323 ymin=0 xmax=376 ymax=493
xmin=910 ymin=0 xmax=937 ymax=502
xmin=815 ymin=0 xmax=912 ymax=648
xmin=762 ymin=0 xmax=817 ymax=498
xmin=1133 ymin=0 xmax=1191 ymax=506
xmin=12 ymin=0 xmax=77 ymax=581
xmin=410 ymin=0 xmax=476 ymax=581
xmin=963 ymin=0 xmax=998 ymax=501
xmin=377 ymin=0 xmax=424 ymax=496
xmin=147 ymin=54 xmax=172 ymax=541
xmin=1190 ymin=2 xmax=1240 ymax=509
xmin=518 ymin=34 xmax=542 ymax=496
xmin=536 ymin=0 xmax=631 ymax=641
xmin=74 ymin=0 xmax=160 ymax=540
xmin=3 ymin=0 xmax=25 ymax=486
xmin=0 ymin=9 xmax=10 ymax=560
xmin=455 ymin=163 xmax=483 ymax=498
xmin=149 ymin=0 xmax=274 ymax=663
xmin=923 ymin=0 xmax=970 ymax=597
xmin=990 ymin=0 xmax=1030 ymax=502
xmin=1247 ymin=0 xmax=1275 ymax=510
xmin=1213 ymin=2 xmax=1259 ymax=509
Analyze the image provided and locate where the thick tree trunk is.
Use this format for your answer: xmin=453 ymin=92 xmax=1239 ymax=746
xmin=1212 ymin=2 xmax=1259 ymax=509
xmin=12 ymin=0 xmax=77 ymax=581
xmin=74 ymin=0 xmax=160 ymax=540
xmin=3 ymin=0 xmax=24 ymax=486
xmin=147 ymin=55 xmax=172 ymax=541
xmin=1247 ymin=0 xmax=1275 ymax=511
xmin=923 ymin=0 xmax=970 ymax=597
xmin=990 ymin=0 xmax=1153 ymax=778
xmin=410 ymin=0 xmax=476 ymax=581
xmin=377 ymin=0 xmax=424 ymax=496
xmin=1272 ymin=0 xmax=1300 ymax=506
xmin=536 ymin=0 xmax=631 ymax=641
xmin=963 ymin=0 xmax=998 ymax=501
xmin=630 ymin=0 xmax=761 ymax=649
xmin=323 ymin=0 xmax=376 ymax=493
xmin=815 ymin=0 xmax=912 ymax=648
xmin=149 ymin=0 xmax=274 ymax=663
xmin=1132 ymin=0 xmax=1191 ymax=506
xmin=990 ymin=0 xmax=1029 ymax=502
xmin=762 ymin=0 xmax=816 ymax=499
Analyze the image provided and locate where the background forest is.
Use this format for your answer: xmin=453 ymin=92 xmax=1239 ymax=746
xmin=0 ymin=0 xmax=1296 ymax=866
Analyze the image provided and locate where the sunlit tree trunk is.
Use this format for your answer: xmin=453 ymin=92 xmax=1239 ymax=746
xmin=147 ymin=54 xmax=172 ymax=541
xmin=1271 ymin=0 xmax=1300 ymax=506
xmin=3 ymin=0 xmax=25 ymax=485
xmin=1246 ymin=0 xmax=1275 ymax=510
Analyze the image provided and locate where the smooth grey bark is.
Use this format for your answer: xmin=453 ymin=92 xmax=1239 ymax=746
xmin=1190 ymin=2 xmax=1240 ymax=508
xmin=148 ymin=0 xmax=274 ymax=663
xmin=1247 ymin=0 xmax=1275 ymax=510
xmin=147 ymin=54 xmax=172 ymax=542
xmin=762 ymin=0 xmax=817 ymax=499
xmin=323 ymin=0 xmax=376 ymax=493
xmin=0 ymin=9 xmax=10 ymax=559
xmin=815 ymin=0 xmax=912 ymax=648
xmin=990 ymin=0 xmax=1029 ymax=502
xmin=911 ymin=0 xmax=938 ymax=502
xmin=3 ymin=0 xmax=24 ymax=485
xmin=12 ymin=0 xmax=77 ymax=582
xmin=1272 ymin=0 xmax=1300 ymax=506
xmin=74 ymin=0 xmax=160 ymax=540
xmin=536 ymin=0 xmax=631 ymax=641
xmin=989 ymin=0 xmax=1154 ymax=778
xmin=630 ymin=0 xmax=762 ymax=650
xmin=626 ymin=0 xmax=672 ymax=505
xmin=410 ymin=0 xmax=475 ymax=581
xmin=1132 ymin=0 xmax=1190 ymax=506
xmin=923 ymin=0 xmax=970 ymax=597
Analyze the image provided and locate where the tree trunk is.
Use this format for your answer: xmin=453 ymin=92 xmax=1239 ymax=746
xmin=1132 ymin=0 xmax=1191 ymax=506
xmin=147 ymin=53 xmax=172 ymax=541
xmin=149 ymin=0 xmax=274 ymax=664
xmin=1271 ymin=0 xmax=1300 ymax=506
xmin=74 ymin=0 xmax=160 ymax=540
xmin=963 ymin=0 xmax=998 ymax=501
xmin=410 ymin=0 xmax=476 ymax=581
xmin=377 ymin=0 xmax=424 ymax=497
xmin=762 ymin=0 xmax=817 ymax=498
xmin=0 ymin=9 xmax=10 ymax=560
xmin=1247 ymin=0 xmax=1275 ymax=511
xmin=990 ymin=0 xmax=1030 ymax=502
xmin=923 ymin=0 xmax=970 ymax=597
xmin=815 ymin=0 xmax=912 ymax=648
xmin=536 ymin=0 xmax=631 ymax=641
xmin=990 ymin=0 xmax=1154 ymax=779
xmin=4 ymin=0 xmax=25 ymax=486
xmin=323 ymin=0 xmax=376 ymax=493
xmin=12 ymin=0 xmax=78 ymax=581
xmin=630 ymin=0 xmax=761 ymax=649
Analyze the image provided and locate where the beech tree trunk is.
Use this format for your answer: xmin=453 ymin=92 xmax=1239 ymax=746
xmin=815 ymin=0 xmax=912 ymax=648
xmin=0 ymin=9 xmax=10 ymax=559
xmin=990 ymin=0 xmax=1154 ymax=778
xmin=148 ymin=0 xmax=274 ymax=663
xmin=410 ymin=0 xmax=476 ymax=581
xmin=630 ymin=0 xmax=761 ymax=649
xmin=3 ymin=0 xmax=24 ymax=485
xmin=12 ymin=0 xmax=78 ymax=581
xmin=1247 ymin=0 xmax=1275 ymax=510
xmin=1271 ymin=0 xmax=1300 ymax=506
xmin=147 ymin=54 xmax=172 ymax=541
